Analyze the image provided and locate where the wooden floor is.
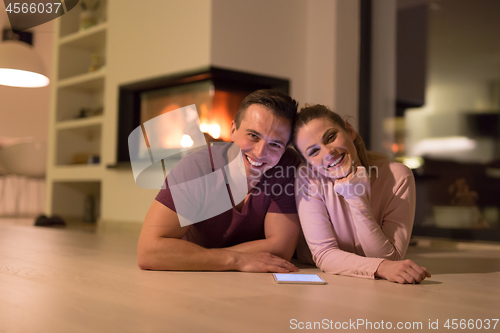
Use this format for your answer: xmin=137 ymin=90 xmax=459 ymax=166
xmin=1 ymin=218 xmax=499 ymax=333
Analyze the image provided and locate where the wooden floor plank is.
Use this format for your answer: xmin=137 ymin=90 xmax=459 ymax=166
xmin=0 ymin=221 xmax=499 ymax=332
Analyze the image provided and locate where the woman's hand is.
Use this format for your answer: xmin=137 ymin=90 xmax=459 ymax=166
xmin=333 ymin=166 xmax=370 ymax=200
xmin=375 ymin=259 xmax=431 ymax=284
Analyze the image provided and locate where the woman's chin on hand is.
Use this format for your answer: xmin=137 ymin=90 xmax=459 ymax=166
xmin=333 ymin=166 xmax=371 ymax=200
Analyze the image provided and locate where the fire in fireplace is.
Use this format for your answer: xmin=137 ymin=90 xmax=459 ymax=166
xmin=139 ymin=81 xmax=249 ymax=146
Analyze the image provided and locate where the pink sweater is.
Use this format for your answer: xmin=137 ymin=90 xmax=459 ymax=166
xmin=295 ymin=153 xmax=416 ymax=279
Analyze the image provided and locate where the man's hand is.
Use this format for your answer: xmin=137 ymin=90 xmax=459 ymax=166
xmin=375 ymin=259 xmax=431 ymax=284
xmin=234 ymin=252 xmax=299 ymax=273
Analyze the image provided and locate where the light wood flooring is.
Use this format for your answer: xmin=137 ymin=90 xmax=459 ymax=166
xmin=0 ymin=218 xmax=499 ymax=333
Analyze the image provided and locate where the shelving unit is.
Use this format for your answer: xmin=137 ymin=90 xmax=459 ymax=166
xmin=51 ymin=165 xmax=103 ymax=181
xmin=55 ymin=124 xmax=101 ymax=166
xmin=59 ymin=23 xmax=107 ymax=49
xmin=56 ymin=115 xmax=104 ymax=130
xmin=46 ymin=2 xmax=107 ymax=223
xmin=58 ymin=69 xmax=106 ymax=90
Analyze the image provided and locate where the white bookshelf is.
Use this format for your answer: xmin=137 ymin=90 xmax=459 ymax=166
xmin=46 ymin=3 xmax=107 ymax=222
xmin=56 ymin=115 xmax=104 ymax=130
xmin=59 ymin=22 xmax=107 ymax=49
xmin=58 ymin=69 xmax=106 ymax=90
xmin=51 ymin=165 xmax=103 ymax=181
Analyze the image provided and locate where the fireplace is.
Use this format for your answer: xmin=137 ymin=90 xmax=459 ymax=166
xmin=114 ymin=66 xmax=289 ymax=166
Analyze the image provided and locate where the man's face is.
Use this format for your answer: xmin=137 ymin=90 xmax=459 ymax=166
xmin=230 ymin=104 xmax=291 ymax=184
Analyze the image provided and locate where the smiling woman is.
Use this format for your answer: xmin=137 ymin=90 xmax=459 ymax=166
xmin=292 ymin=104 xmax=431 ymax=284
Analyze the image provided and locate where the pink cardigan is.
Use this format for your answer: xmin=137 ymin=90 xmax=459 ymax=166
xmin=295 ymin=153 xmax=416 ymax=279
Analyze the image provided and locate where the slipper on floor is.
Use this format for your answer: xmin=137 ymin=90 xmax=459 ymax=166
xmin=34 ymin=215 xmax=67 ymax=227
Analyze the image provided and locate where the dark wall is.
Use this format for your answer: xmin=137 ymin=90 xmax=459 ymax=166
xmin=396 ymin=4 xmax=428 ymax=110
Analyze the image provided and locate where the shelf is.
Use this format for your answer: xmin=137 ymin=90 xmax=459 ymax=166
xmin=58 ymin=69 xmax=106 ymax=91
xmin=48 ymin=0 xmax=107 ymax=219
xmin=59 ymin=23 xmax=107 ymax=50
xmin=51 ymin=181 xmax=101 ymax=222
xmin=51 ymin=165 xmax=103 ymax=181
xmin=56 ymin=125 xmax=101 ymax=166
xmin=56 ymin=116 xmax=104 ymax=130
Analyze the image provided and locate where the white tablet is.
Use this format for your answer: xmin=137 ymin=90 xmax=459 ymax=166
xmin=273 ymin=273 xmax=327 ymax=285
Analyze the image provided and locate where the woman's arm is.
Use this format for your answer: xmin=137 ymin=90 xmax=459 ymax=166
xmin=334 ymin=166 xmax=415 ymax=260
xmin=297 ymin=168 xmax=430 ymax=283
xmin=295 ymin=174 xmax=384 ymax=279
xmin=336 ymin=166 xmax=431 ymax=283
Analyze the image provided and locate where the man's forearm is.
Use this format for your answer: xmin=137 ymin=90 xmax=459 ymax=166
xmin=226 ymin=237 xmax=294 ymax=261
xmin=138 ymin=237 xmax=239 ymax=271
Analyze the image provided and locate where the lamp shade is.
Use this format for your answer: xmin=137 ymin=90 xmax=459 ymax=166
xmin=0 ymin=40 xmax=49 ymax=88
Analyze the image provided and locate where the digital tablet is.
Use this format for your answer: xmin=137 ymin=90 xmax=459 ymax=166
xmin=273 ymin=273 xmax=327 ymax=285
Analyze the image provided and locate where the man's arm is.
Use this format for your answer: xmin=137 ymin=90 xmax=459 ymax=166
xmin=226 ymin=213 xmax=301 ymax=261
xmin=137 ymin=200 xmax=298 ymax=272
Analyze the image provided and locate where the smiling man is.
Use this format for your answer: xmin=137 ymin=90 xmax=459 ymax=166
xmin=137 ymin=90 xmax=302 ymax=272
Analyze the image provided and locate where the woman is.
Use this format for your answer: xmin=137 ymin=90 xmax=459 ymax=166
xmin=293 ymin=105 xmax=431 ymax=284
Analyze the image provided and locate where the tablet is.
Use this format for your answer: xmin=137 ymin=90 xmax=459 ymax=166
xmin=273 ymin=273 xmax=327 ymax=285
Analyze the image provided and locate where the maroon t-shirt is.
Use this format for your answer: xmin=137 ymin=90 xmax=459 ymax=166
xmin=155 ymin=144 xmax=301 ymax=248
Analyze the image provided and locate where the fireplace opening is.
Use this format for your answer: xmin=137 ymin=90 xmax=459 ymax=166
xmin=114 ymin=67 xmax=290 ymax=166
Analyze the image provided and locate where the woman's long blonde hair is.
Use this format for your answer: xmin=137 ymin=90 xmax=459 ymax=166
xmin=292 ymin=104 xmax=370 ymax=169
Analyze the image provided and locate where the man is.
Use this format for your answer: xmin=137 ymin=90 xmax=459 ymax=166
xmin=137 ymin=89 xmax=301 ymax=272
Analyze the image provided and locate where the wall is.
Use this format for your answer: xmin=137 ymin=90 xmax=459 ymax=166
xmin=210 ymin=0 xmax=359 ymax=126
xmin=211 ymin=0 xmax=307 ymax=105
xmin=306 ymin=0 xmax=360 ymax=127
xmin=304 ymin=0 xmax=335 ymax=110
xmin=0 ymin=3 xmax=53 ymax=144
xmin=370 ymin=0 xmax=397 ymax=154
xmin=334 ymin=0 xmax=360 ymax=126
xmin=100 ymin=0 xmax=212 ymax=224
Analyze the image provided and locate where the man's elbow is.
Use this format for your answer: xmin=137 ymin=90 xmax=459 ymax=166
xmin=270 ymin=233 xmax=300 ymax=261
xmin=137 ymin=255 xmax=153 ymax=270
xmin=137 ymin=241 xmax=156 ymax=270
xmin=137 ymin=249 xmax=151 ymax=270
xmin=138 ymin=261 xmax=150 ymax=270
xmin=279 ymin=251 xmax=294 ymax=262
xmin=274 ymin=242 xmax=296 ymax=261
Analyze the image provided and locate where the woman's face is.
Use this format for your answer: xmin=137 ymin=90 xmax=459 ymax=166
xmin=296 ymin=117 xmax=359 ymax=179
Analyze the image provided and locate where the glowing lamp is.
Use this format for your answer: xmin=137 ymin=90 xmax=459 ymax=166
xmin=0 ymin=41 xmax=49 ymax=88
